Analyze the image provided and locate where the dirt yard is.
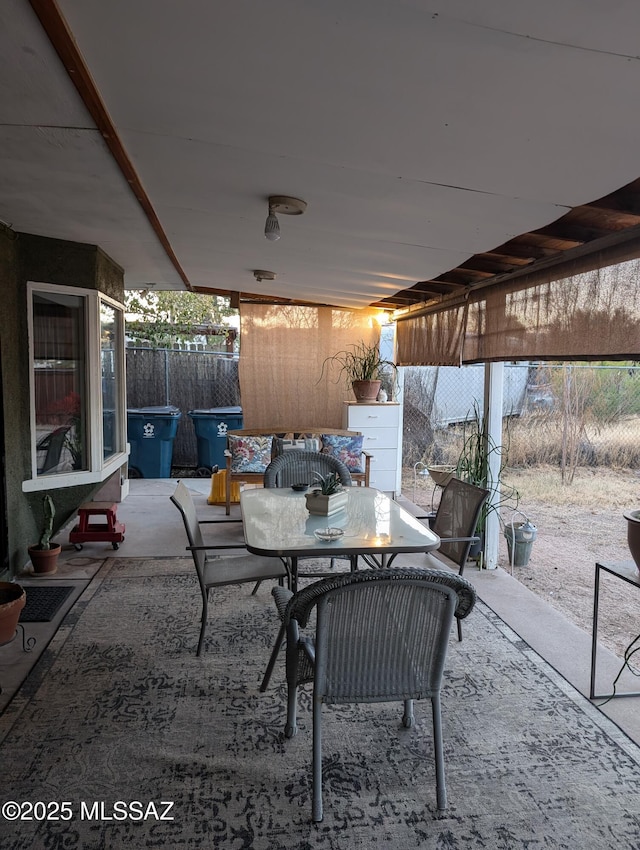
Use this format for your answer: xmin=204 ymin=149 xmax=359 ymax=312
xmin=403 ymin=466 xmax=640 ymax=663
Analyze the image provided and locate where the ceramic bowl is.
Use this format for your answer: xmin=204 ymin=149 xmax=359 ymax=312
xmin=314 ymin=527 xmax=344 ymax=542
xmin=291 ymin=483 xmax=309 ymax=492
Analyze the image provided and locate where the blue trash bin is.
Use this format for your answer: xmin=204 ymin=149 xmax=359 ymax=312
xmin=127 ymin=405 xmax=182 ymax=478
xmin=188 ymin=406 xmax=243 ymax=471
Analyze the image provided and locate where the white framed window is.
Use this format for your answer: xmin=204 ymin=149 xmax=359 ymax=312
xmin=23 ymin=282 xmax=128 ymax=492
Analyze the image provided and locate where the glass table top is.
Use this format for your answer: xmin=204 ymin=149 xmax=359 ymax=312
xmin=241 ymin=486 xmax=440 ymax=558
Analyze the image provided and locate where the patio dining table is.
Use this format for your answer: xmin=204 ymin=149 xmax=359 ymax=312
xmin=241 ymin=486 xmax=440 ymax=592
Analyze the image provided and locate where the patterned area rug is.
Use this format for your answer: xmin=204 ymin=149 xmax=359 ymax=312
xmin=1 ymin=556 xmax=640 ymax=849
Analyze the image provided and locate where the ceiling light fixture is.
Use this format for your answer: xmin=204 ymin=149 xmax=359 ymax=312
xmin=264 ymin=208 xmax=280 ymax=241
xmin=253 ymin=269 xmax=276 ymax=282
xmin=264 ymin=195 xmax=307 ymax=241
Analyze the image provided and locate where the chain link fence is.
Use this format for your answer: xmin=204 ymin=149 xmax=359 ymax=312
xmin=402 ymin=363 xmax=640 ymax=473
xmin=125 ymin=350 xmax=640 ymax=474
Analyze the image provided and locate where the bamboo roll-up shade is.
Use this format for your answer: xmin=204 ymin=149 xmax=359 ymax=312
xmin=397 ymin=258 xmax=640 ymax=365
xmin=238 ymin=303 xmax=381 ymax=429
xmin=396 ymin=304 xmax=467 ymax=366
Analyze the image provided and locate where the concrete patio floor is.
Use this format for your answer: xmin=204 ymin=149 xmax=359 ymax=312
xmin=3 ymin=477 xmax=640 ymax=748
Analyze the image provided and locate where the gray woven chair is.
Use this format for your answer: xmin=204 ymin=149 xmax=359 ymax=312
xmin=170 ymin=481 xmax=289 ymax=656
xmin=423 ymin=477 xmax=489 ymax=641
xmin=271 ymin=568 xmax=476 ymax=822
xmin=266 ymin=448 xmax=354 ymax=572
xmin=264 ymin=450 xmax=352 ymax=489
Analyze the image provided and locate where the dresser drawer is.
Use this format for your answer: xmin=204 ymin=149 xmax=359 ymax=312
xmin=361 ymin=427 xmax=398 ymax=450
xmin=368 ymin=468 xmax=398 ymax=492
xmin=345 ymin=404 xmax=400 ymax=429
xmin=366 ymin=448 xmax=398 ymax=471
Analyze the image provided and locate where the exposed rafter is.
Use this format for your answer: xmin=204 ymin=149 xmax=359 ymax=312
xmin=375 ymin=177 xmax=640 ymax=312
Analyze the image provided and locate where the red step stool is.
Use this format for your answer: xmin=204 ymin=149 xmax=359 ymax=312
xmin=69 ymin=502 xmax=126 ymax=551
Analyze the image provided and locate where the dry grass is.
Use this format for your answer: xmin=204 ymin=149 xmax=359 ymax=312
xmin=507 ymin=414 xmax=640 ymax=469
xmin=403 ymin=464 xmax=640 ymax=514
xmin=502 ymin=465 xmax=640 ymax=511
xmin=425 ymin=414 xmax=640 ymax=471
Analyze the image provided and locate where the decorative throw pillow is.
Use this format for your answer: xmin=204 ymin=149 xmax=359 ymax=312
xmin=321 ymin=434 xmax=365 ymax=473
xmin=228 ymin=435 xmax=273 ymax=473
xmin=273 ymin=437 xmax=321 ymax=457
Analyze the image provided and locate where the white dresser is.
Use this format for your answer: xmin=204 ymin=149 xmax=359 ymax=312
xmin=342 ymin=402 xmax=403 ymax=496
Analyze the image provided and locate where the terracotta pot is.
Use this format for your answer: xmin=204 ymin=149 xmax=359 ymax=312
xmin=351 ymin=380 xmax=381 ymax=403
xmin=624 ymin=510 xmax=640 ymax=570
xmin=0 ymin=582 xmax=26 ymax=645
xmin=28 ymin=543 xmax=61 ymax=575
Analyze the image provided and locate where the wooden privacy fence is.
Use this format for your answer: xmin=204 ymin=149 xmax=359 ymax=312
xmin=126 ymin=348 xmax=240 ymax=468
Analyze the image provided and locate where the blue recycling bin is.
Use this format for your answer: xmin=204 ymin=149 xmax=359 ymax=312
xmin=188 ymin=406 xmax=243 ymax=471
xmin=127 ymin=405 xmax=182 ymax=478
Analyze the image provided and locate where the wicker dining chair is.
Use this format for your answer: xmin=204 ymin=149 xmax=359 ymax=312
xmin=265 ymin=449 xmax=353 ymax=577
xmin=170 ymin=481 xmax=288 ymax=656
xmin=263 ymin=450 xmax=352 ymax=489
xmin=271 ymin=567 xmax=477 ymax=822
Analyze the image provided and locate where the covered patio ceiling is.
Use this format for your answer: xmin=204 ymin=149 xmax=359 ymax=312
xmin=3 ymin=1 xmax=640 ymax=312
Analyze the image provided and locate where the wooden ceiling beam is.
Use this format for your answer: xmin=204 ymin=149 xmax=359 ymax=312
xmin=479 ymin=252 xmax=532 ymax=267
xmin=434 ymin=270 xmax=494 ymax=285
xmin=571 ymin=205 xmax=640 ymax=230
xmin=29 ymin=0 xmax=192 ymax=292
xmin=526 ymin=228 xmax=587 ymax=248
xmin=491 ymin=239 xmax=558 ymax=261
xmin=390 ymin=179 xmax=640 ymax=313
xmin=461 ymin=255 xmax=525 ymax=274
xmin=413 ymin=280 xmax=466 ymax=293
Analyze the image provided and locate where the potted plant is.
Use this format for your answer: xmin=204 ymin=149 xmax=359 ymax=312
xmin=624 ymin=509 xmax=640 ymax=570
xmin=320 ymin=340 xmax=397 ymax=403
xmin=0 ymin=582 xmax=26 ymax=645
xmin=305 ymin=472 xmax=349 ymax=516
xmin=28 ymin=494 xmax=61 ymax=575
xmin=454 ymin=403 xmax=521 ymax=565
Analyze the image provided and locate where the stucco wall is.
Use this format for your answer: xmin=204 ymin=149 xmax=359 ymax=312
xmin=0 ymin=232 xmax=124 ymax=578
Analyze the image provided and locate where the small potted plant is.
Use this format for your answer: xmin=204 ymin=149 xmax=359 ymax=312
xmin=0 ymin=582 xmax=26 ymax=645
xmin=28 ymin=494 xmax=61 ymax=575
xmin=305 ymin=472 xmax=348 ymax=516
xmin=319 ymin=340 xmax=397 ymax=403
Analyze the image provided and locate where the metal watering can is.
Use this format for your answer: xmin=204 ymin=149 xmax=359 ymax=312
xmin=504 ymin=511 xmax=537 ymax=569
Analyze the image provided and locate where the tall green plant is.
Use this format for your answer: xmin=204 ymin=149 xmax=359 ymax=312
xmin=455 ymin=403 xmax=519 ymax=533
xmin=319 ymin=340 xmax=396 ymax=384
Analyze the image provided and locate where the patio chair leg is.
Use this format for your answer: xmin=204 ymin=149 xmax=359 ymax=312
xmin=431 ymin=693 xmax=447 ymax=810
xmin=285 ymin=684 xmax=298 ymax=739
xmin=312 ymin=697 xmax=323 ymax=822
xmin=260 ymin=622 xmax=286 ymax=692
xmin=196 ymin=593 xmax=209 ymax=657
xmin=456 ymin=616 xmax=462 ymax=642
xmin=251 ymin=580 xmax=262 ymax=595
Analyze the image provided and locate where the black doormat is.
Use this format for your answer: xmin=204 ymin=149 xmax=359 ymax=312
xmin=19 ymin=586 xmax=75 ymax=622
